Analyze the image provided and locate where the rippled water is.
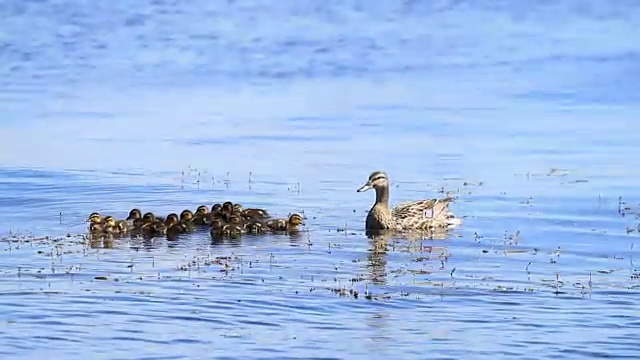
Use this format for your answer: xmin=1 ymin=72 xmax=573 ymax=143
xmin=1 ymin=0 xmax=640 ymax=358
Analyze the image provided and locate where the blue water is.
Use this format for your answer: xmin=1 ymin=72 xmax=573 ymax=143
xmin=1 ymin=0 xmax=640 ymax=358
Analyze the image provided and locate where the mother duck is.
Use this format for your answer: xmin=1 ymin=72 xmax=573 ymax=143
xmin=357 ymin=171 xmax=462 ymax=231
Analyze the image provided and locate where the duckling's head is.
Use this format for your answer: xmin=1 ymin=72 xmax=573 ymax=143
xmin=357 ymin=171 xmax=389 ymax=193
xmin=210 ymin=219 xmax=224 ymax=230
xmin=180 ymin=209 xmax=194 ymax=222
xmin=288 ymin=213 xmax=304 ymax=226
xmin=228 ymin=213 xmax=242 ymax=224
xmin=103 ymin=216 xmax=117 ymax=227
xmin=222 ymin=201 xmax=234 ymax=213
xmin=88 ymin=212 xmax=102 ymax=224
xmin=232 ymin=203 xmax=244 ymax=213
xmin=127 ymin=208 xmax=142 ymax=221
xmin=195 ymin=205 xmax=209 ymax=216
xmin=142 ymin=212 xmax=156 ymax=224
xmin=211 ymin=203 xmax=222 ymax=213
xmin=165 ymin=213 xmax=179 ymax=226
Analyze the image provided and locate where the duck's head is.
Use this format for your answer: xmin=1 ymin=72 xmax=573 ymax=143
xmin=195 ymin=205 xmax=209 ymax=216
xmin=103 ymin=216 xmax=117 ymax=227
xmin=232 ymin=203 xmax=244 ymax=213
xmin=165 ymin=213 xmax=180 ymax=226
xmin=127 ymin=208 xmax=142 ymax=221
xmin=211 ymin=203 xmax=222 ymax=213
xmin=228 ymin=213 xmax=243 ymax=224
xmin=180 ymin=209 xmax=194 ymax=222
xmin=88 ymin=212 xmax=102 ymax=224
xmin=357 ymin=171 xmax=389 ymax=193
xmin=288 ymin=213 xmax=304 ymax=226
xmin=142 ymin=212 xmax=156 ymax=224
xmin=222 ymin=201 xmax=234 ymax=213
xmin=210 ymin=218 xmax=224 ymax=230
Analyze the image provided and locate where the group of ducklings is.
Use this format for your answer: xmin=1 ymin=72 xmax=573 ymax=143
xmin=87 ymin=201 xmax=304 ymax=239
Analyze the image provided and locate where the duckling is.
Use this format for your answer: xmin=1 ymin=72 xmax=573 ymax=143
xmin=164 ymin=213 xmax=180 ymax=226
xmin=242 ymin=208 xmax=270 ymax=220
xmin=211 ymin=203 xmax=222 ymax=214
xmin=102 ymin=216 xmax=122 ymax=236
xmin=87 ymin=212 xmax=106 ymax=233
xmin=165 ymin=215 xmax=187 ymax=238
xmin=139 ymin=212 xmax=157 ymax=235
xmin=228 ymin=224 xmax=244 ymax=238
xmin=179 ymin=209 xmax=196 ymax=231
xmin=266 ymin=218 xmax=287 ymax=232
xmin=266 ymin=213 xmax=304 ymax=232
xmin=227 ymin=213 xmax=245 ymax=228
xmin=126 ymin=208 xmax=143 ymax=226
xmin=287 ymin=213 xmax=304 ymax=230
xmin=210 ymin=218 xmax=225 ymax=232
xmin=221 ymin=201 xmax=234 ymax=220
xmin=210 ymin=223 xmax=230 ymax=238
xmin=232 ymin=203 xmax=244 ymax=214
xmin=193 ymin=205 xmax=209 ymax=226
xmin=246 ymin=220 xmax=266 ymax=235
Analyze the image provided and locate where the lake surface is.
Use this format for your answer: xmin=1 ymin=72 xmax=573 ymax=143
xmin=1 ymin=0 xmax=640 ymax=358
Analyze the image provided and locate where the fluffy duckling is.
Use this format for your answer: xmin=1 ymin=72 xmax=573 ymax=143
xmin=126 ymin=208 xmax=143 ymax=225
xmin=232 ymin=203 xmax=244 ymax=214
xmin=87 ymin=212 xmax=106 ymax=233
xmin=242 ymin=208 xmax=270 ymax=220
xmin=193 ymin=205 xmax=209 ymax=226
xmin=211 ymin=203 xmax=222 ymax=214
xmin=210 ymin=218 xmax=224 ymax=232
xmin=180 ymin=209 xmax=196 ymax=231
xmin=246 ymin=220 xmax=266 ymax=235
xmin=102 ymin=216 xmax=121 ymax=236
xmin=266 ymin=213 xmax=304 ymax=232
xmin=165 ymin=213 xmax=187 ymax=237
xmin=227 ymin=224 xmax=244 ymax=238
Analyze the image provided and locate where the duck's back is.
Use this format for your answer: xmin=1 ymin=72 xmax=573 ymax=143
xmin=392 ymin=197 xmax=460 ymax=230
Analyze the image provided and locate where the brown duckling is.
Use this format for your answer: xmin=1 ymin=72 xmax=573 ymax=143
xmin=102 ymin=216 xmax=121 ymax=236
xmin=266 ymin=213 xmax=304 ymax=232
xmin=242 ymin=208 xmax=270 ymax=220
xmin=221 ymin=201 xmax=234 ymax=219
xmin=211 ymin=203 xmax=222 ymax=214
xmin=246 ymin=220 xmax=266 ymax=235
xmin=232 ymin=203 xmax=244 ymax=214
xmin=227 ymin=224 xmax=244 ymax=238
xmin=179 ymin=209 xmax=196 ymax=231
xmin=126 ymin=208 xmax=142 ymax=224
xmin=287 ymin=213 xmax=304 ymax=229
xmin=166 ymin=215 xmax=187 ymax=237
xmin=210 ymin=218 xmax=225 ymax=232
xmin=87 ymin=212 xmax=106 ymax=233
xmin=227 ymin=213 xmax=244 ymax=228
xmin=193 ymin=205 xmax=209 ymax=226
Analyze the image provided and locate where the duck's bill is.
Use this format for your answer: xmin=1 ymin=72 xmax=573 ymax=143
xmin=357 ymin=183 xmax=373 ymax=192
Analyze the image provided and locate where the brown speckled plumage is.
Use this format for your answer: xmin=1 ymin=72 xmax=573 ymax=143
xmin=357 ymin=171 xmax=462 ymax=231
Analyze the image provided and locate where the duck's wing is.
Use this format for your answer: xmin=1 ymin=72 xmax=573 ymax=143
xmin=392 ymin=198 xmax=454 ymax=221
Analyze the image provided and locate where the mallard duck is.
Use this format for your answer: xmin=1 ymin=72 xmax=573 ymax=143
xmin=356 ymin=171 xmax=462 ymax=231
xmin=126 ymin=208 xmax=142 ymax=223
xmin=193 ymin=205 xmax=209 ymax=225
